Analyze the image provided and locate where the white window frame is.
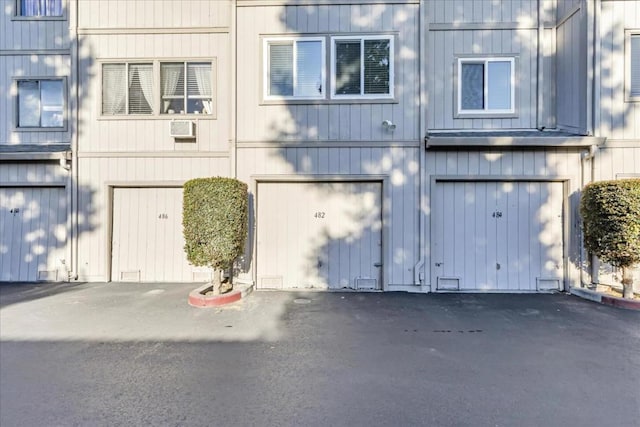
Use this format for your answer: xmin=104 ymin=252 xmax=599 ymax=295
xmin=263 ymin=37 xmax=326 ymax=101
xmin=625 ymin=30 xmax=640 ymax=102
xmin=456 ymin=57 xmax=516 ymax=116
xmin=14 ymin=76 xmax=67 ymax=131
xmin=160 ymin=60 xmax=215 ymax=116
xmin=330 ymin=35 xmax=394 ymax=100
xmin=101 ymin=61 xmax=155 ymax=116
xmin=14 ymin=0 xmax=65 ymax=20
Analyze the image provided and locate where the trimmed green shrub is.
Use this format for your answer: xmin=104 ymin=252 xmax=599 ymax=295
xmin=183 ymin=177 xmax=248 ymax=294
xmin=580 ymin=179 xmax=640 ymax=298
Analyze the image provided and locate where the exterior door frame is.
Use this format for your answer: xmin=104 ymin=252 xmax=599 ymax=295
xmin=429 ymin=175 xmax=571 ymax=292
xmin=251 ymin=174 xmax=391 ymax=291
xmin=105 ymin=181 xmax=186 ymax=282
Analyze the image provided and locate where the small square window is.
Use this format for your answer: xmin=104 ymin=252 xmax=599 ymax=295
xmin=18 ymin=0 xmax=62 ymax=17
xmin=161 ymin=62 xmax=213 ymax=114
xmin=264 ymin=38 xmax=325 ymax=100
xmin=332 ymin=36 xmax=393 ymax=99
xmin=457 ymin=57 xmax=515 ymax=115
xmin=17 ymin=79 xmax=64 ymax=128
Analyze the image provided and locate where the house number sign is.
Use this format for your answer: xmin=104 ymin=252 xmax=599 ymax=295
xmin=158 ymin=213 xmax=168 ymax=219
xmin=314 ymin=212 xmax=326 ymax=219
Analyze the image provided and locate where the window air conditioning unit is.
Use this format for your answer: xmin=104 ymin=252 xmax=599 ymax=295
xmin=170 ymin=120 xmax=195 ymax=138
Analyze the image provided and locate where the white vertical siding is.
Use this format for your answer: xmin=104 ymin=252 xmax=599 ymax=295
xmin=236 ymin=3 xmax=420 ymax=142
xmin=598 ymin=0 xmax=640 ymax=140
xmin=428 ymin=0 xmax=544 ymax=25
xmin=78 ymin=0 xmax=230 ymax=29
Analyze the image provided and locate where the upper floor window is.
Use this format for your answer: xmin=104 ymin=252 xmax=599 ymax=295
xmin=17 ymin=78 xmax=65 ymax=128
xmin=331 ymin=36 xmax=393 ymax=99
xmin=18 ymin=0 xmax=62 ymax=17
xmin=102 ymin=63 xmax=154 ymax=115
xmin=263 ymin=37 xmax=325 ymax=100
xmin=161 ymin=62 xmax=213 ymax=115
xmin=457 ymin=57 xmax=515 ymax=115
xmin=628 ymin=33 xmax=640 ymax=101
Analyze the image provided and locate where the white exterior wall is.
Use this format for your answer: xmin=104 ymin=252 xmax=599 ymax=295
xmin=0 ymin=0 xmax=70 ymax=50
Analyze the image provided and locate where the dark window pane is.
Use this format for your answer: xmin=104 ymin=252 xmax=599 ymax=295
xmin=461 ymin=63 xmax=484 ymax=110
xmin=335 ymin=41 xmax=361 ymax=95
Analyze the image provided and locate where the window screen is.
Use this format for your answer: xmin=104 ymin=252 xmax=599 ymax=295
xmin=17 ymin=79 xmax=64 ymax=128
xmin=631 ymin=35 xmax=640 ymax=98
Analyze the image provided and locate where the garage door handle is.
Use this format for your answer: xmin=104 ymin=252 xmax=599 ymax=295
xmin=374 ymin=262 xmax=382 ymax=268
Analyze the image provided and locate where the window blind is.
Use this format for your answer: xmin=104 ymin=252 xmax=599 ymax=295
xmin=631 ymin=35 xmax=640 ymax=97
xmin=269 ymin=43 xmax=294 ymax=96
xmin=102 ymin=64 xmax=126 ymax=115
xmin=364 ymin=39 xmax=390 ymax=95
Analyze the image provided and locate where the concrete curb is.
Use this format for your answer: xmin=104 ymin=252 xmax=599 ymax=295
xmin=188 ymin=283 xmax=254 ymax=308
xmin=570 ymin=287 xmax=640 ymax=310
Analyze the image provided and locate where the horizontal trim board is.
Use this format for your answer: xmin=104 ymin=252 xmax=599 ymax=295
xmin=106 ymin=181 xmax=186 ymax=188
xmin=238 ymin=0 xmax=418 ymax=6
xmin=77 ymin=27 xmax=229 ymax=35
xmin=253 ymin=174 xmax=387 ymax=183
xmin=77 ymin=151 xmax=229 ymax=158
xmin=0 ymin=152 xmax=71 ymax=160
xmin=429 ymin=23 xmax=554 ymax=31
xmin=0 ymin=182 xmax=65 ymax=188
xmin=237 ymin=141 xmax=420 ymax=148
xmin=426 ymin=136 xmax=605 ymax=148
xmin=599 ymin=140 xmax=640 ymax=148
xmin=0 ymin=50 xmax=70 ymax=56
xmin=432 ymin=175 xmax=572 ymax=183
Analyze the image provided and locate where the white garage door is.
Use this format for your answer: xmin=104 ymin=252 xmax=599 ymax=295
xmin=0 ymin=187 xmax=67 ymax=282
xmin=432 ymin=181 xmax=564 ymax=292
xmin=111 ymin=187 xmax=206 ymax=282
xmin=257 ymin=181 xmax=383 ymax=290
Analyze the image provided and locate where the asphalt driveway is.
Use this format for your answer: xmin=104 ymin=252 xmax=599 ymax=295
xmin=1 ymin=282 xmax=639 ymax=427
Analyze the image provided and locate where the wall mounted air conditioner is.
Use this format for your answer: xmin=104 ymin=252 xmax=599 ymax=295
xmin=170 ymin=120 xmax=195 ymax=138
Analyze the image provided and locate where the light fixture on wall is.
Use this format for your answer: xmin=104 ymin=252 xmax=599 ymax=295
xmin=382 ymin=120 xmax=396 ymax=131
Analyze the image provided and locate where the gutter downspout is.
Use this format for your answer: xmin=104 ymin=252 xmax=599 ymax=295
xmin=585 ymin=0 xmax=594 ymax=136
xmin=413 ymin=0 xmax=427 ymax=290
xmin=230 ymin=0 xmax=237 ymax=179
xmin=69 ymin=0 xmax=79 ymax=280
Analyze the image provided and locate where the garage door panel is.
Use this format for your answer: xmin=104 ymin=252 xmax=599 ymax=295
xmin=434 ymin=181 xmax=564 ymax=292
xmin=111 ymin=187 xmax=201 ymax=282
xmin=1 ymin=187 xmax=67 ymax=282
xmin=257 ymin=182 xmax=382 ymax=290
